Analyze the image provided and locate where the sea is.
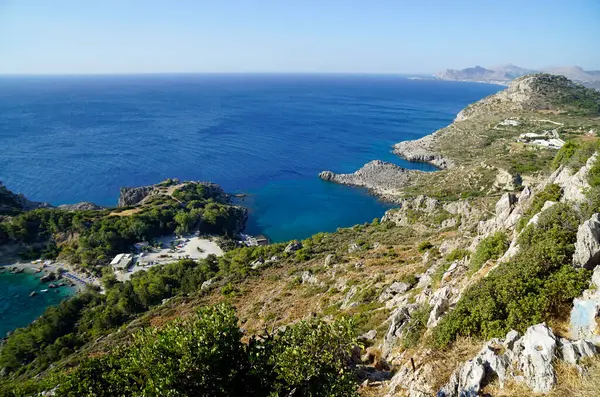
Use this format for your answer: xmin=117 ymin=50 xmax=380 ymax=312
xmin=0 ymin=74 xmax=502 ymax=334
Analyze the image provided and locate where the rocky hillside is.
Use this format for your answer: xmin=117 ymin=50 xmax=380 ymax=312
xmin=3 ymin=75 xmax=600 ymax=396
xmin=322 ymin=74 xmax=600 ymax=204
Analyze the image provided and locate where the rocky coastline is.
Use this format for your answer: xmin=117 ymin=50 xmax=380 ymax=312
xmin=319 ymin=160 xmax=420 ymax=202
xmin=392 ymin=130 xmax=453 ymax=169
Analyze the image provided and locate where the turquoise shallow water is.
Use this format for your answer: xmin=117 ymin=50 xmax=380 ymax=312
xmin=0 ymin=270 xmax=75 ymax=336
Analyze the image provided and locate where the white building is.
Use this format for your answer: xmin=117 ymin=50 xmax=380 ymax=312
xmin=110 ymin=253 xmax=133 ymax=270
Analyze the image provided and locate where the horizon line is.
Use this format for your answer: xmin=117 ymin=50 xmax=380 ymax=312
xmin=0 ymin=71 xmax=436 ymax=77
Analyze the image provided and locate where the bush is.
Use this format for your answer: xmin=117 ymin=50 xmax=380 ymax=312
xmin=588 ymin=155 xmax=600 ymax=188
xmin=402 ymin=305 xmax=431 ymax=348
xmin=53 ymin=305 xmax=359 ymax=397
xmin=433 ymin=204 xmax=590 ymax=348
xmin=517 ymin=184 xmax=563 ymax=231
xmin=552 ymin=141 xmax=579 ymax=169
xmin=417 ymin=241 xmax=433 ymax=253
xmin=445 ymin=248 xmax=470 ymax=262
xmin=469 ymin=232 xmax=508 ymax=273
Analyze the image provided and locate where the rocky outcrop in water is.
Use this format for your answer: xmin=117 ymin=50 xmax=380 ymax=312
xmin=319 ymin=160 xmax=419 ymax=202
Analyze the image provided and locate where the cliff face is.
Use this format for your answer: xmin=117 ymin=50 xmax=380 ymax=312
xmin=0 ymin=181 xmax=51 ymax=214
xmin=117 ymin=185 xmax=156 ymax=207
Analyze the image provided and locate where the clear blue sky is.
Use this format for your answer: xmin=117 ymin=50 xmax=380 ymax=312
xmin=1 ymin=0 xmax=599 ymax=74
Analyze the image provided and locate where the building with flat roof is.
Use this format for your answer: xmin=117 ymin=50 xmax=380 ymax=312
xmin=110 ymin=253 xmax=133 ymax=270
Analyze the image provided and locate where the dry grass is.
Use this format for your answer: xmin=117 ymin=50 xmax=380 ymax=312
xmin=483 ymin=358 xmax=600 ymax=397
xmin=109 ymin=207 xmax=143 ymax=217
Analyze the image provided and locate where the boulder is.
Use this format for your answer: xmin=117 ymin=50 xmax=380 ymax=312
xmin=570 ymin=265 xmax=600 ymax=343
xmin=340 ymin=286 xmax=359 ymax=310
xmin=382 ymin=304 xmax=419 ymax=357
xmin=517 ymin=324 xmax=557 ymax=393
xmin=477 ymin=193 xmax=518 ymax=235
xmin=301 ymin=271 xmax=318 ymax=285
xmin=359 ymin=329 xmax=378 ymax=342
xmin=200 ymin=278 xmax=214 ymax=291
xmin=250 ymin=257 xmax=265 ymax=270
xmin=378 ymin=282 xmax=412 ymax=303
xmin=559 ymin=338 xmax=598 ymax=365
xmin=438 ymin=323 xmax=600 ymax=396
xmin=324 ymin=254 xmax=335 ymax=267
xmin=427 ymin=287 xmax=451 ymax=328
xmin=284 ymin=241 xmax=302 ymax=253
xmin=40 ymin=273 xmax=56 ymax=283
xmin=386 ymin=351 xmax=438 ymax=397
xmin=348 ymin=243 xmax=360 ymax=253
xmin=572 ymin=214 xmax=600 ymax=269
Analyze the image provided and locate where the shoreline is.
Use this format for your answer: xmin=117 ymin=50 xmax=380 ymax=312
xmin=0 ymin=260 xmax=100 ymax=293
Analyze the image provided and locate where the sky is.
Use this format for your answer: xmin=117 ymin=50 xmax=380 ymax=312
xmin=1 ymin=0 xmax=599 ymax=75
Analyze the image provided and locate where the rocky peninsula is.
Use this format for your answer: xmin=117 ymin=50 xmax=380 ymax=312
xmin=319 ymin=160 xmax=420 ymax=202
xmin=320 ymin=74 xmax=600 ymax=203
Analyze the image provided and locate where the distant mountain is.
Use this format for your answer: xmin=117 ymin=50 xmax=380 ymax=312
xmin=436 ymin=64 xmax=600 ymax=89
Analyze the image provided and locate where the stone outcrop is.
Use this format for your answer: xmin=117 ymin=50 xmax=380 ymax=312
xmin=378 ymin=282 xmax=412 ymax=303
xmin=117 ymin=181 xmax=229 ymax=207
xmin=58 ymin=202 xmax=104 ymax=211
xmin=493 ymin=169 xmax=522 ymax=191
xmin=0 ymin=181 xmax=52 ymax=213
xmin=284 ymin=241 xmax=302 ymax=253
xmin=118 ymin=185 xmax=156 ymax=207
xmin=570 ymin=265 xmax=600 ymax=344
xmin=319 ymin=160 xmax=418 ymax=201
xmin=572 ymin=213 xmax=600 ymax=270
xmin=547 ymin=152 xmax=597 ymax=204
xmin=438 ymin=324 xmax=598 ymax=396
xmin=393 ymin=132 xmax=453 ymax=169
xmin=382 ymin=304 xmax=419 ymax=357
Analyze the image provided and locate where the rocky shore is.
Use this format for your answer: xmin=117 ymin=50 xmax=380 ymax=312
xmin=392 ymin=130 xmax=452 ymax=169
xmin=319 ymin=160 xmax=420 ymax=202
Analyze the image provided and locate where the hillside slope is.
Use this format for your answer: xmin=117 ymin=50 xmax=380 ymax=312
xmin=2 ymin=75 xmax=600 ymax=396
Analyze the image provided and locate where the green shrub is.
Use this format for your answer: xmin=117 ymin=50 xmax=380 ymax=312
xmin=552 ymin=141 xmax=579 ymax=169
xmin=588 ymin=155 xmax=600 ymax=188
xmin=469 ymin=232 xmax=508 ymax=273
xmin=417 ymin=241 xmax=434 ymax=253
xmin=433 ymin=203 xmax=590 ymax=348
xmin=517 ymin=184 xmax=563 ymax=231
xmin=402 ymin=305 xmax=431 ymax=348
xmin=53 ymin=305 xmax=359 ymax=397
xmin=445 ymin=248 xmax=470 ymax=262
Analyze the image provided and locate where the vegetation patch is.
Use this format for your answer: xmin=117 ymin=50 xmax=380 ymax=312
xmin=517 ymin=183 xmax=563 ymax=231
xmin=434 ymin=204 xmax=590 ymax=348
xmin=469 ymin=232 xmax=508 ymax=273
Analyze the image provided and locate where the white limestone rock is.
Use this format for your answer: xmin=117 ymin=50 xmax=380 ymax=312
xmin=570 ymin=265 xmax=600 ymax=343
xmin=516 ymin=324 xmax=557 ymax=393
xmin=572 ymin=213 xmax=600 ymax=269
xmin=379 ymin=281 xmax=412 ymax=303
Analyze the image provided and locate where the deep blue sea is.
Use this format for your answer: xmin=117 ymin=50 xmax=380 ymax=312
xmin=0 ymin=74 xmax=501 ymax=334
xmin=0 ymin=74 xmax=501 ymax=241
